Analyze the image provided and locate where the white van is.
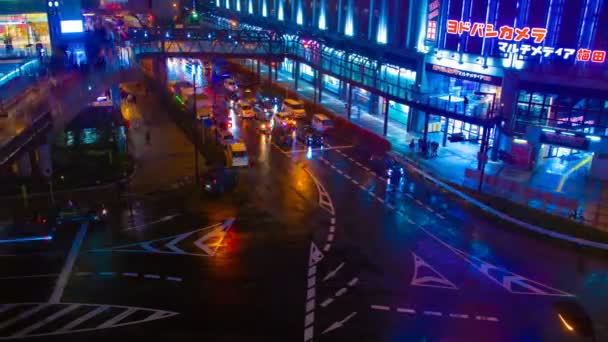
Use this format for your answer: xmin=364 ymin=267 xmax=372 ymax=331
xmin=282 ymin=98 xmax=306 ymax=119
xmin=229 ymin=142 xmax=249 ymax=167
xmin=312 ymin=114 xmax=334 ymax=132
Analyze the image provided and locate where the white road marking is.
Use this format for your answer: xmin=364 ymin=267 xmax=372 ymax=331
xmin=476 ymin=316 xmax=499 ymax=322
xmin=415 ymin=199 xmax=423 ymax=205
xmin=98 ymin=308 xmax=137 ymax=328
xmin=12 ymin=304 xmax=81 ymax=337
xmin=406 ymin=193 xmax=414 ymax=199
xmin=123 ymin=272 xmax=138 ymax=277
xmin=0 ymin=273 xmax=58 ymax=280
xmin=359 ymin=185 xmax=367 ymax=190
xmin=344 ymin=174 xmax=352 ymax=180
xmin=348 ymin=278 xmax=359 ymax=286
xmin=327 ymin=234 xmax=334 ymax=242
xmin=0 ymin=304 xmax=50 ymax=330
xmin=362 ymin=166 xmax=370 ymax=171
xmin=423 ymin=311 xmax=443 ymax=317
xmin=371 ymin=305 xmax=390 ymax=311
xmin=352 ymin=179 xmax=359 ymax=185
xmin=144 ymin=274 xmax=161 ymax=279
xmin=329 ymin=226 xmax=335 ymax=233
xmin=386 ymin=203 xmax=395 ymax=210
xmin=376 ymin=197 xmax=385 ymax=204
xmin=323 ymin=244 xmax=331 ymax=252
xmin=321 ymin=312 xmax=357 ymax=335
xmin=330 ymin=218 xmax=336 ymax=225
xmin=99 ymin=272 xmax=115 ymax=277
xmin=49 ymin=222 xmax=88 ymax=303
xmin=397 ymin=308 xmax=416 ymax=314
xmin=320 ymin=298 xmax=334 ymax=307
xmin=406 ymin=217 xmax=415 ymax=224
xmin=308 ymin=265 xmax=317 ymax=277
xmin=322 ymin=262 xmax=344 ymax=282
xmin=410 ymin=252 xmax=458 ymax=289
xmin=58 ymin=306 xmax=109 ymax=333
xmin=166 ymin=276 xmax=183 ymax=282
xmin=436 ymin=213 xmax=446 ymax=219
xmin=449 ymin=313 xmax=469 ymax=319
xmin=124 ymin=214 xmax=180 ymax=231
xmin=306 ymin=299 xmax=315 ymax=312
xmin=336 ymin=169 xmax=343 ymax=174
xmin=335 ymin=288 xmax=347 ymax=297
xmin=306 ymin=288 xmax=315 ymax=300
xmin=426 ymin=206 xmax=435 ymax=213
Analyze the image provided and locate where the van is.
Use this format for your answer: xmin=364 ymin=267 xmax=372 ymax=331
xmin=282 ymin=98 xmax=306 ymax=119
xmin=312 ymin=114 xmax=334 ymax=132
xmin=228 ymin=142 xmax=249 ymax=167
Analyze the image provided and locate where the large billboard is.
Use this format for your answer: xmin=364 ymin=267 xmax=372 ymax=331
xmin=429 ymin=0 xmax=608 ymax=65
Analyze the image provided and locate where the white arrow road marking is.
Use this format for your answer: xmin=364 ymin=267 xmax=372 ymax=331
xmin=89 ymin=219 xmax=234 ymax=257
xmin=418 ymin=226 xmax=574 ymax=297
xmin=321 ymin=312 xmax=357 ymax=335
xmin=322 ymin=262 xmax=344 ymax=282
xmin=410 ymin=253 xmax=458 ymax=289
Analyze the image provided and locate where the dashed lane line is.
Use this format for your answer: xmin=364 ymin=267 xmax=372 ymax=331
xmin=319 ymin=277 xmax=359 ymax=308
xmin=370 ymin=305 xmax=500 ymax=322
xmin=75 ymin=272 xmax=182 ymax=283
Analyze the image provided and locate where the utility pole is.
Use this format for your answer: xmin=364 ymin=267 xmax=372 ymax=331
xmin=192 ymin=71 xmax=200 ymax=185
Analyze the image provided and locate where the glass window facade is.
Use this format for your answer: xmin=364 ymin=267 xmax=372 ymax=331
xmin=515 ymin=90 xmax=608 ymax=135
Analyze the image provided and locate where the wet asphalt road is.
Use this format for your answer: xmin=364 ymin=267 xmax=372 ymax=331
xmin=1 ymin=69 xmax=608 ymax=342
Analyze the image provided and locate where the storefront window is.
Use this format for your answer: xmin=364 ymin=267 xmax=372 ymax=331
xmin=0 ymin=13 xmax=50 ymax=52
xmin=515 ymin=90 xmax=608 ymax=135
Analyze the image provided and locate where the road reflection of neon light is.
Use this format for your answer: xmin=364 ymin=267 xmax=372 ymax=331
xmin=0 ymin=235 xmax=53 ymax=244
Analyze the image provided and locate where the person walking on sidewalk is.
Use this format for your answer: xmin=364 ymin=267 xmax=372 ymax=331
xmin=409 ymin=139 xmax=416 ymax=153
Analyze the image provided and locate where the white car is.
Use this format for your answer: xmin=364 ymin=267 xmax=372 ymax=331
xmin=238 ymin=103 xmax=255 ymax=118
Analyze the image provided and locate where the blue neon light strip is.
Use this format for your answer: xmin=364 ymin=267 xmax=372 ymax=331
xmin=0 ymin=235 xmax=53 ymax=244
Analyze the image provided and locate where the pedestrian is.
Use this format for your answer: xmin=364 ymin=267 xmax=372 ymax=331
xmin=145 ymin=131 xmax=151 ymax=144
xmin=432 ymin=141 xmax=439 ymax=157
xmin=409 ymin=139 xmax=415 ymax=152
xmin=463 ymin=96 xmax=469 ymax=113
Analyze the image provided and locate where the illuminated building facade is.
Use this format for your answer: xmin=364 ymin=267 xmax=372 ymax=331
xmin=216 ymin=0 xmax=608 ymax=176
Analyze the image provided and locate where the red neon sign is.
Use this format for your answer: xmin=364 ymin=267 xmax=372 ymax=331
xmin=446 ymin=20 xmax=547 ymax=43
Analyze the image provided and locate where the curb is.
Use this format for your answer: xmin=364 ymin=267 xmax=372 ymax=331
xmin=388 ymin=151 xmax=608 ymax=251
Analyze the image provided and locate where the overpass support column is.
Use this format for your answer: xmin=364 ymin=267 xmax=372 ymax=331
xmin=347 ymin=83 xmax=353 ymax=120
xmin=37 ymin=143 xmax=52 ymax=178
xmin=17 ymin=153 xmax=32 ymax=177
xmin=317 ymin=71 xmax=323 ymax=104
xmin=256 ymin=60 xmax=261 ymax=79
xmin=111 ymin=84 xmax=121 ymax=108
xmin=274 ymin=62 xmax=279 ymax=81
xmin=294 ymin=61 xmax=300 ymax=91
xmin=267 ymin=61 xmax=273 ymax=84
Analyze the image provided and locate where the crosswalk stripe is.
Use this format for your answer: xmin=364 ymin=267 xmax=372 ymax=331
xmin=12 ymin=304 xmax=81 ymax=337
xmin=0 ymin=304 xmax=17 ymax=314
xmin=57 ymin=306 xmax=109 ymax=332
xmin=0 ymin=304 xmax=49 ymax=330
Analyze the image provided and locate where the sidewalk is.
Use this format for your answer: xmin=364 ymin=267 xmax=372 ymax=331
xmin=120 ymin=83 xmax=203 ymax=194
xmin=252 ymin=62 xmax=607 ymax=230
